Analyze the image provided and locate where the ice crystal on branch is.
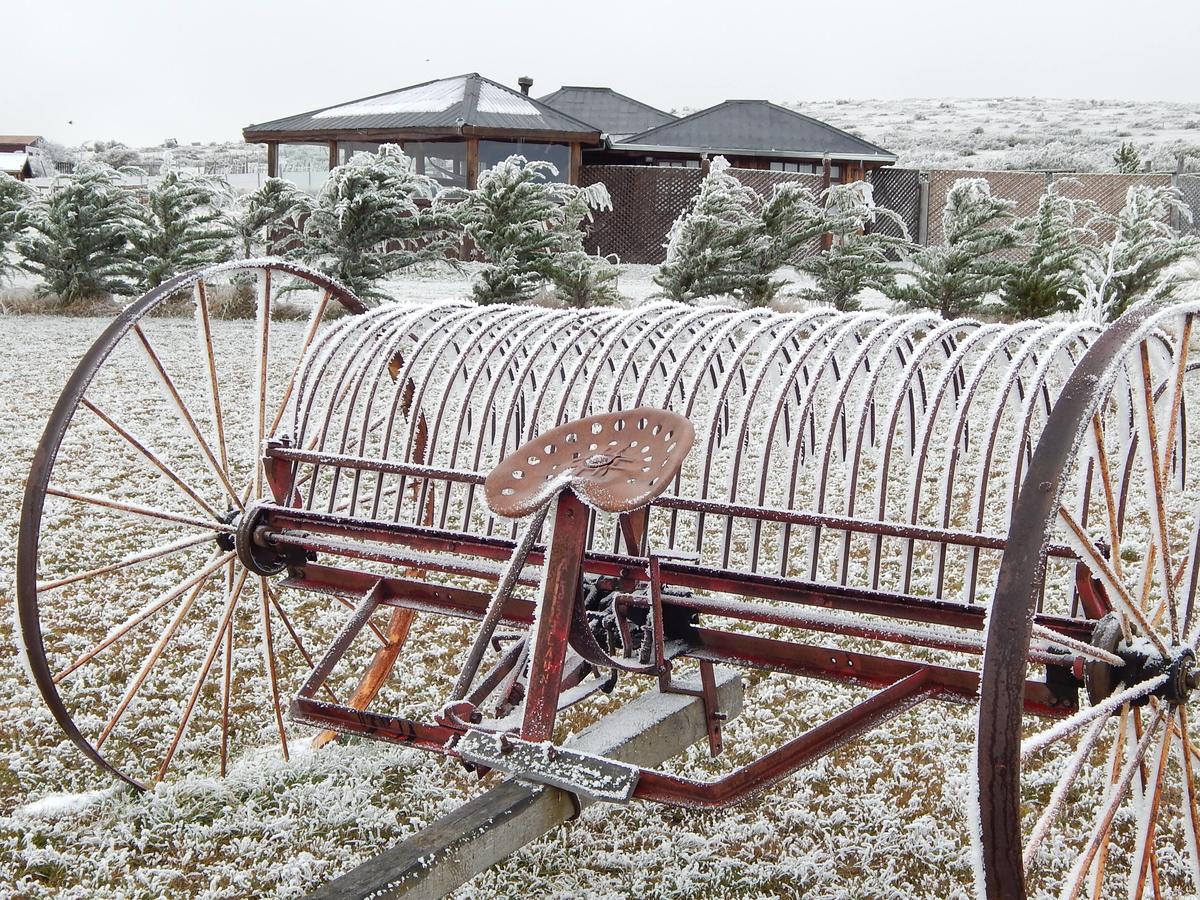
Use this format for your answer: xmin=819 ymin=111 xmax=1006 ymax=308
xmin=227 ymin=177 xmax=310 ymax=260
xmin=998 ymin=186 xmax=1097 ymax=320
xmin=127 ymin=168 xmax=235 ymax=292
xmin=0 ymin=173 xmax=31 ymax=284
xmin=887 ymin=178 xmax=1021 ymax=319
xmin=301 ymin=144 xmax=455 ymax=303
xmin=16 ymin=162 xmax=142 ymax=304
xmin=798 ymin=181 xmax=911 ymax=311
xmin=452 ymin=155 xmax=616 ymax=307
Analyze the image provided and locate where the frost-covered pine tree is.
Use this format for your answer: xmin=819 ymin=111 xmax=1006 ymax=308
xmin=998 ymin=188 xmax=1096 ymax=320
xmin=1112 ymin=141 xmax=1142 ymax=174
xmin=452 ymin=155 xmax=615 ymax=306
xmin=656 ymin=157 xmax=775 ymax=304
xmin=1069 ymin=184 xmax=1198 ymax=321
xmin=17 ymin=162 xmax=141 ymax=305
xmin=0 ymin=173 xmax=31 ymax=284
xmin=227 ymin=177 xmax=311 ymax=259
xmin=797 ymin=181 xmax=910 ymax=311
xmin=302 ymin=144 xmax=456 ymax=303
xmin=886 ymin=178 xmax=1021 ymax=319
xmin=127 ymin=168 xmax=235 ymax=292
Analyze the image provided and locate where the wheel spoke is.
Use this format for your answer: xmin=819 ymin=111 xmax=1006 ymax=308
xmin=133 ymin=324 xmax=243 ymax=509
xmin=219 ymin=561 xmax=235 ymax=778
xmin=194 ymin=280 xmax=231 ymax=475
xmin=1023 ymin=674 xmax=1169 ymax=760
xmin=257 ymin=576 xmax=289 ymax=761
xmin=1135 ymin=343 xmax=1179 ymax=638
xmin=253 ymin=270 xmax=271 ymax=501
xmin=1031 ymin=623 xmax=1125 ymax=668
xmin=82 ymin=397 xmax=218 ymax=519
xmin=46 ymin=487 xmax=231 ymax=534
xmin=1091 ymin=706 xmax=1131 ymax=898
xmin=1061 ymin=706 xmax=1167 ymax=900
xmin=1059 ymin=505 xmax=1169 ymax=655
xmin=158 ymin=565 xmax=250 ymax=781
xmin=54 ymin=550 xmax=234 ymax=682
xmin=1024 ymin=715 xmax=1111 ymax=870
xmin=1129 ymin=705 xmax=1174 ymax=899
xmin=1159 ymin=314 xmax=1192 ymax=478
xmin=1174 ymin=707 xmax=1200 ymax=889
xmin=1092 ymin=414 xmax=1124 ymax=582
xmin=96 ymin=566 xmax=217 ymax=748
xmin=267 ymin=586 xmax=338 ymax=704
xmin=37 ymin=532 xmax=210 ymax=593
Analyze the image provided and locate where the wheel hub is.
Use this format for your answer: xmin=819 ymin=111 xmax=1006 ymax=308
xmin=225 ymin=501 xmax=302 ymax=576
xmin=1086 ymin=613 xmax=1198 ymax=706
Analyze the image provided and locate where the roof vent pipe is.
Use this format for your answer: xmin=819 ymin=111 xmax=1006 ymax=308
xmin=517 ymin=76 xmax=533 ymax=96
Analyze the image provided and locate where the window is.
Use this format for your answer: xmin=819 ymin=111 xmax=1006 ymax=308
xmin=337 ymin=142 xmax=381 ymax=165
xmin=277 ymin=143 xmax=332 ymax=193
xmin=655 ymin=158 xmax=700 ymax=168
xmin=478 ymin=141 xmax=570 ymax=182
xmin=768 ymin=161 xmax=842 ymax=179
xmin=405 ymin=141 xmax=467 ymax=188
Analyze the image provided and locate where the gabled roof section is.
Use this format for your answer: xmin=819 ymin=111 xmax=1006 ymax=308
xmin=244 ymin=74 xmax=600 ymax=139
xmin=538 ymin=86 xmax=676 ymax=140
xmin=617 ymin=100 xmax=896 ymax=162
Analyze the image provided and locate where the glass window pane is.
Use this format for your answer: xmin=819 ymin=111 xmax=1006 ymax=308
xmin=406 ymin=141 xmax=467 ymax=188
xmin=278 ymin=143 xmax=331 ymax=193
xmin=479 ymin=141 xmax=569 ymax=182
xmin=337 ymin=141 xmax=381 ymax=166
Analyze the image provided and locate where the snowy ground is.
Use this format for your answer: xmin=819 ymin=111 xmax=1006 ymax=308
xmin=0 ymin=267 xmax=1191 ymax=899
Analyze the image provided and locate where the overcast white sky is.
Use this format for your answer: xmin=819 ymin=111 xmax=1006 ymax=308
xmin=5 ymin=0 xmax=1198 ymax=146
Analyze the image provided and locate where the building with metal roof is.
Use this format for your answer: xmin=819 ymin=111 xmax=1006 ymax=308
xmin=593 ymin=99 xmax=897 ymax=183
xmin=243 ymin=73 xmax=600 ymax=188
xmin=536 ymin=87 xmax=676 ymax=142
xmin=244 ymin=77 xmax=895 ymax=190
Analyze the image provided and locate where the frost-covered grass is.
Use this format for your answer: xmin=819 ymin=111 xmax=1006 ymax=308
xmin=0 ymin=288 xmax=1195 ymax=899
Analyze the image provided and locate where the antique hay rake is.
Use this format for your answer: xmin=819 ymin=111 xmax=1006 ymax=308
xmin=16 ymin=259 xmax=1200 ymax=897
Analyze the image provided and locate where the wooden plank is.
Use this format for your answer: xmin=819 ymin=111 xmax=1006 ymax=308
xmin=306 ymin=669 xmax=743 ymax=899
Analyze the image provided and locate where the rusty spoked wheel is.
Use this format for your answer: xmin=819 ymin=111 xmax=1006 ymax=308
xmin=977 ymin=301 xmax=1200 ymax=898
xmin=16 ymin=260 xmax=366 ymax=789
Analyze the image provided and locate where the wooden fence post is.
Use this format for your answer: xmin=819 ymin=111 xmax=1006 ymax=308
xmin=917 ymin=171 xmax=930 ymax=246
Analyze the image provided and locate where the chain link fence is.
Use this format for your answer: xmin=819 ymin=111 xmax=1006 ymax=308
xmin=582 ymin=164 xmax=1196 ymax=264
xmin=581 ymin=165 xmax=824 ymax=264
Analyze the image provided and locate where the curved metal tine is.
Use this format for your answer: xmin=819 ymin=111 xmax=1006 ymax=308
xmin=37 ymin=532 xmax=210 ymax=593
xmin=194 ymin=279 xmax=230 ymax=475
xmin=1135 ymin=342 xmax=1179 ymax=638
xmin=1128 ymin=707 xmax=1175 ymax=899
xmin=96 ymin=564 xmax=219 ymax=748
xmin=158 ymin=564 xmax=251 ymax=781
xmin=253 ymin=270 xmax=272 ymax=501
xmin=220 ymin=561 xmax=235 ymax=778
xmin=82 ymin=398 xmax=218 ymax=519
xmin=257 ymin=576 xmax=289 ymax=760
xmin=267 ymin=584 xmax=338 ymax=704
xmin=53 ymin=550 xmax=234 ymax=682
xmin=132 ymin=323 xmax=242 ymax=510
xmin=267 ymin=289 xmax=332 ymax=438
xmin=1058 ymin=505 xmax=1167 ymax=655
xmin=1173 ymin=707 xmax=1200 ymax=887
xmin=46 ymin=487 xmax=231 ymax=534
xmin=1060 ymin=706 xmax=1167 ymax=900
xmin=1024 ymin=715 xmax=1110 ymax=871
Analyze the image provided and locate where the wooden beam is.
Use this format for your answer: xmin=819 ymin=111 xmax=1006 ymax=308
xmin=305 ymin=670 xmax=744 ymax=899
xmin=465 ymin=137 xmax=480 ymax=189
xmin=266 ymin=143 xmax=278 ymax=179
xmin=329 ymin=141 xmax=338 ymax=170
xmin=569 ymin=142 xmax=582 ymax=185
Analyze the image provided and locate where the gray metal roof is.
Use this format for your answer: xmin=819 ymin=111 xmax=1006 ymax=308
xmin=244 ymin=74 xmax=599 ymax=138
xmin=616 ymin=100 xmax=896 ymax=162
xmin=537 ymin=86 xmax=675 ymax=140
